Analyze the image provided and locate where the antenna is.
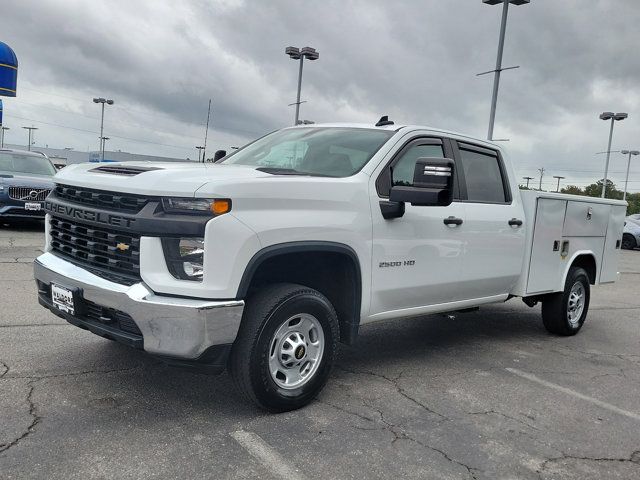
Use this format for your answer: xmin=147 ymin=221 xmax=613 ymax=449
xmin=375 ymin=115 xmax=394 ymax=127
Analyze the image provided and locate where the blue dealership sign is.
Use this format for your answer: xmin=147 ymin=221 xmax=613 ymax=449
xmin=0 ymin=41 xmax=18 ymax=97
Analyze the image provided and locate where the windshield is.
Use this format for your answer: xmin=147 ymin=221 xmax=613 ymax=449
xmin=0 ymin=152 xmax=57 ymax=176
xmin=221 ymin=127 xmax=394 ymax=177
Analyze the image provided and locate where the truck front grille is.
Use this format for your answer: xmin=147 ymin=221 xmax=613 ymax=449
xmin=49 ymin=216 xmax=141 ymax=285
xmin=8 ymin=186 xmax=51 ymax=201
xmin=53 ymin=184 xmax=150 ymax=213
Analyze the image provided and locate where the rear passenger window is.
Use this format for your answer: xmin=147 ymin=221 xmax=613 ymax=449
xmin=459 ymin=147 xmax=507 ymax=203
xmin=392 ymin=144 xmax=445 ymax=187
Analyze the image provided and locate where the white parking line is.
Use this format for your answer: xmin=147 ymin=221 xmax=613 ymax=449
xmin=231 ymin=430 xmax=306 ymax=480
xmin=506 ymin=367 xmax=640 ymax=422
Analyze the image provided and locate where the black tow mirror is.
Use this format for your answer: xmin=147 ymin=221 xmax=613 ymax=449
xmin=213 ymin=150 xmax=227 ymax=162
xmin=388 ymin=157 xmax=454 ymax=208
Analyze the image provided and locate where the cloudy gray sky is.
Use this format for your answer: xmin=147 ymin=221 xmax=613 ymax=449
xmin=2 ymin=0 xmax=640 ymax=191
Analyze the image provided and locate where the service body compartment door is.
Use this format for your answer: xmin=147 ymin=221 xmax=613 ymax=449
xmin=600 ymin=205 xmax=626 ymax=283
xmin=563 ymin=201 xmax=609 ymax=237
xmin=527 ymin=198 xmax=567 ymax=294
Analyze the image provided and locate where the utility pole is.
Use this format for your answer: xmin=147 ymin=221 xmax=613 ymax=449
xmin=202 ymin=99 xmax=211 ymax=163
xmin=553 ymin=175 xmax=565 ymax=193
xmin=537 ymin=167 xmax=545 ymax=191
xmin=0 ymin=126 xmax=8 ymax=148
xmin=522 ymin=176 xmax=534 ymax=188
xmin=22 ymin=126 xmax=38 ymax=151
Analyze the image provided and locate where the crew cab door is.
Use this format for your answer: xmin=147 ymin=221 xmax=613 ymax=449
xmin=452 ymin=141 xmax=525 ymax=298
xmin=369 ymin=136 xmax=466 ymax=318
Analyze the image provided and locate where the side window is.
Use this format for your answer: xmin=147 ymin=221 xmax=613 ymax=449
xmin=459 ymin=147 xmax=507 ymax=203
xmin=392 ymin=144 xmax=445 ymax=187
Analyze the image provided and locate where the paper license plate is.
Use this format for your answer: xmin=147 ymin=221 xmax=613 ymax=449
xmin=25 ymin=202 xmax=42 ymax=211
xmin=51 ymin=283 xmax=75 ymax=315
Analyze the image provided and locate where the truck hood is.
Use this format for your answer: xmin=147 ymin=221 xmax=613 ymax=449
xmin=53 ymin=162 xmax=274 ymax=197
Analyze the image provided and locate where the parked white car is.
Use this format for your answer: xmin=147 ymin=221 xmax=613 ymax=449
xmin=33 ymin=121 xmax=627 ymax=411
xmin=623 ymin=217 xmax=640 ymax=249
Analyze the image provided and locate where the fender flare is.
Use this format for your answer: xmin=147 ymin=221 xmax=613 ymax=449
xmin=561 ymin=250 xmax=598 ymax=287
xmin=235 ymin=241 xmax=363 ymax=344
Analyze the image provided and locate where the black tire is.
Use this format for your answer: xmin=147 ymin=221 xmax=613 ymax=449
xmin=541 ymin=267 xmax=590 ymax=336
xmin=229 ymin=283 xmax=339 ymax=412
xmin=621 ymin=233 xmax=637 ymax=250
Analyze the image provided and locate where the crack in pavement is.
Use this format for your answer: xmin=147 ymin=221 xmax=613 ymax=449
xmin=335 ymin=365 xmax=450 ymax=422
xmin=467 ymin=409 xmax=540 ymax=431
xmin=0 ymin=360 xmax=8 ymax=378
xmin=538 ymin=450 xmax=640 ymax=478
xmin=0 ymin=381 xmax=41 ymax=455
xmin=362 ymin=399 xmax=480 ymax=480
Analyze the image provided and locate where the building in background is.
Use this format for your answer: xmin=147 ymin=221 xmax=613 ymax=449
xmin=3 ymin=143 xmax=194 ymax=168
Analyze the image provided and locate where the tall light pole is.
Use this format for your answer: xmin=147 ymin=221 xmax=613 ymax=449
xmin=93 ymin=97 xmax=114 ymax=161
xmin=481 ymin=0 xmax=530 ymax=141
xmin=99 ymin=136 xmax=110 ymax=159
xmin=195 ymin=146 xmax=205 ymax=163
xmin=0 ymin=126 xmax=8 ymax=148
xmin=522 ymin=176 xmax=534 ymax=188
xmin=599 ymin=111 xmax=627 ymax=198
xmin=22 ymin=126 xmax=38 ymax=151
xmin=553 ymin=175 xmax=565 ymax=192
xmin=537 ymin=167 xmax=545 ymax=191
xmin=620 ymin=150 xmax=639 ymax=201
xmin=285 ymin=46 xmax=319 ymax=126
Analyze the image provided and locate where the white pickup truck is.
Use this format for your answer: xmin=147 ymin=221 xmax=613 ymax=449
xmin=34 ymin=120 xmax=627 ymax=411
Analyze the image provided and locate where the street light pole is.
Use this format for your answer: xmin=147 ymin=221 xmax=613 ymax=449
xmin=286 ymin=46 xmax=319 ymax=126
xmin=22 ymin=126 xmax=38 ymax=151
xmin=553 ymin=175 xmax=565 ymax=192
xmin=93 ymin=97 xmax=114 ymax=161
xmin=537 ymin=167 xmax=545 ymax=191
xmin=620 ymin=150 xmax=639 ymax=201
xmin=195 ymin=146 xmax=204 ymax=163
xmin=481 ymin=0 xmax=530 ymax=141
xmin=599 ymin=111 xmax=627 ymax=198
xmin=0 ymin=126 xmax=8 ymax=148
xmin=523 ymin=176 xmax=534 ymax=188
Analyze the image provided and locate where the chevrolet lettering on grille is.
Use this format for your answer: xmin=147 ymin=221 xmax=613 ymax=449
xmin=44 ymin=201 xmax=137 ymax=228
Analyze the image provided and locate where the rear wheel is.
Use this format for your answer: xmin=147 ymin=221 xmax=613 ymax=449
xmin=229 ymin=283 xmax=339 ymax=412
xmin=541 ymin=267 xmax=590 ymax=336
xmin=621 ymin=233 xmax=637 ymax=250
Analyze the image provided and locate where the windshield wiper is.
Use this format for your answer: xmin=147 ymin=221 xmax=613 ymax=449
xmin=256 ymin=167 xmax=333 ymax=177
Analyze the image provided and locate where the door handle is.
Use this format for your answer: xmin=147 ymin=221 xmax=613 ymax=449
xmin=508 ymin=218 xmax=523 ymax=227
xmin=443 ymin=216 xmax=463 ymax=226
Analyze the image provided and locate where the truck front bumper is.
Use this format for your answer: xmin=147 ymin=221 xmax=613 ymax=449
xmin=34 ymin=252 xmax=244 ymax=373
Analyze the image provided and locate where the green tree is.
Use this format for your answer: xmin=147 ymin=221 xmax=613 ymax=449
xmin=560 ymin=185 xmax=584 ymax=195
xmin=583 ymin=179 xmax=623 ymax=200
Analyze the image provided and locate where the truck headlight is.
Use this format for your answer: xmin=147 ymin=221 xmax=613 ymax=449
xmin=161 ymin=237 xmax=205 ymax=281
xmin=162 ymin=197 xmax=231 ymax=215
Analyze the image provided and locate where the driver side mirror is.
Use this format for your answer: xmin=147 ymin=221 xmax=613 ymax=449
xmin=381 ymin=158 xmax=454 ymax=219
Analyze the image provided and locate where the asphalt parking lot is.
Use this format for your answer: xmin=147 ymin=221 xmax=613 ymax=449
xmin=0 ymin=224 xmax=639 ymax=480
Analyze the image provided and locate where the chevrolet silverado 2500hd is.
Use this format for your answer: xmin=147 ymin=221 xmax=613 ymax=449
xmin=34 ymin=122 xmax=627 ymax=411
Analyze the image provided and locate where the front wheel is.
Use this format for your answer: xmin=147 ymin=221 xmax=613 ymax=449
xmin=541 ymin=267 xmax=590 ymax=336
xmin=229 ymin=283 xmax=339 ymax=412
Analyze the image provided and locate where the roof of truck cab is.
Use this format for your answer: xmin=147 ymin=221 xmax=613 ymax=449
xmin=285 ymin=122 xmax=503 ymax=151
